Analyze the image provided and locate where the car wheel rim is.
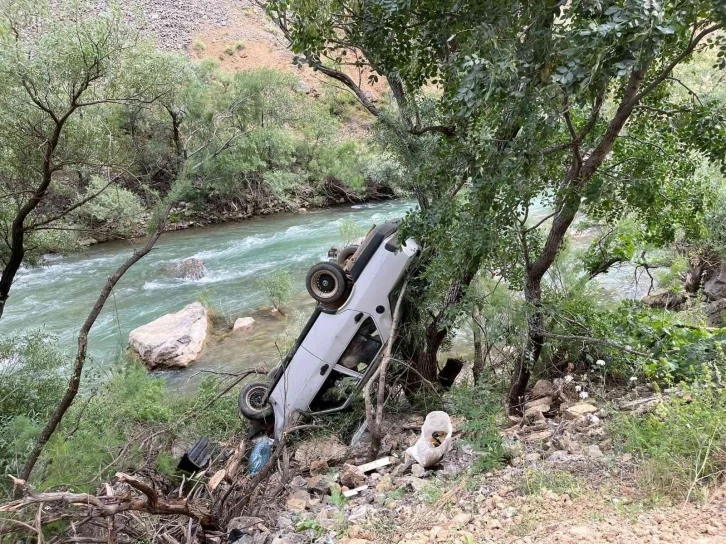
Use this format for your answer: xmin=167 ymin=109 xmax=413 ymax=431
xmin=247 ymin=387 xmax=267 ymax=410
xmin=311 ymin=270 xmax=337 ymax=299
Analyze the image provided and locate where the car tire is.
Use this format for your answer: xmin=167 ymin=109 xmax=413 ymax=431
xmin=239 ymin=381 xmax=273 ymax=420
xmin=337 ymin=245 xmax=359 ymax=268
xmin=306 ymin=262 xmax=348 ymax=305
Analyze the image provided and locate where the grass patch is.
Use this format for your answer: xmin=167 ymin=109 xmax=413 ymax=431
xmin=610 ymin=376 xmax=726 ymax=502
xmin=193 ymin=39 xmax=206 ymax=52
xmin=234 ymin=41 xmax=245 ymax=51
xmin=224 ymin=46 xmax=236 ymax=55
xmin=518 ymin=468 xmax=582 ymax=497
xmin=449 ymin=384 xmax=506 ymax=473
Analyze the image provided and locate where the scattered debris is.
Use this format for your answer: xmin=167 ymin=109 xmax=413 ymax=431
xmin=406 ymin=411 xmax=453 ymax=468
xmin=342 ymin=485 xmax=369 ymax=498
xmin=356 ymin=456 xmax=392 ymax=473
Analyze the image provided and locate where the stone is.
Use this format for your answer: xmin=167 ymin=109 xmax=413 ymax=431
xmin=642 ymin=289 xmax=686 ymax=310
xmin=452 ymin=513 xmax=472 ymax=527
xmin=168 ymin=257 xmax=207 ymax=280
xmin=376 ymin=473 xmax=395 ymax=493
xmin=307 ymin=475 xmax=331 ymax=495
xmin=705 ymin=299 xmax=726 ymax=327
xmin=399 ymin=476 xmax=428 ymax=492
xmin=348 ymin=505 xmax=369 ymax=522
xmin=525 ymin=452 xmax=541 ymax=463
xmin=128 ymin=302 xmax=209 ymax=368
xmin=310 ymin=459 xmax=329 ymax=475
xmin=487 ymin=518 xmax=502 ymax=530
xmin=295 ymin=437 xmax=348 ymax=467
xmin=411 ymin=463 xmax=426 ymax=478
xmin=564 ymin=403 xmax=598 ymax=420
xmin=289 ymin=475 xmax=307 ymax=488
xmin=286 ymin=497 xmax=307 ymax=512
xmin=704 ymin=263 xmax=726 ymax=301
xmin=587 ymin=444 xmax=604 ymax=460
xmin=524 ymin=395 xmax=553 ymax=413
xmin=340 ymin=464 xmax=366 ymax=489
xmin=530 ymin=379 xmax=555 ymax=400
xmin=547 ymin=450 xmax=585 ymax=464
xmin=522 ymin=430 xmax=553 ymax=443
xmin=228 ymin=516 xmax=264 ymax=533
xmin=233 ymin=317 xmax=256 ymax=333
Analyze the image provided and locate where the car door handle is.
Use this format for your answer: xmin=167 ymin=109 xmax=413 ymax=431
xmin=320 ymin=364 xmax=329 ymax=375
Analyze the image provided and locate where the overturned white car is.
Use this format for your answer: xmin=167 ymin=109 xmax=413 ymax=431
xmin=239 ymin=219 xmax=418 ymax=440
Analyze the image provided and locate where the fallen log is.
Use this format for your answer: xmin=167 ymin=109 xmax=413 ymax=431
xmin=2 ymin=474 xmax=217 ymax=529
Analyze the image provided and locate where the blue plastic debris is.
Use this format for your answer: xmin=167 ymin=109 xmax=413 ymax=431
xmin=248 ymin=436 xmax=274 ymax=475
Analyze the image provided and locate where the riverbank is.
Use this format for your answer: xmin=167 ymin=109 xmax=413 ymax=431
xmin=80 ymin=183 xmax=400 ymax=247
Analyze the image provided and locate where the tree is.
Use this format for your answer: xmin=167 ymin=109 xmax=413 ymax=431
xmin=264 ymin=0 xmax=726 ymax=405
xmin=0 ymin=0 xmax=168 ymax=318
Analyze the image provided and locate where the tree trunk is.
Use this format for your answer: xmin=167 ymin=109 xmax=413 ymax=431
xmin=508 ymin=275 xmax=544 ymax=413
xmin=15 ymin=203 xmax=173 ymax=492
xmin=472 ymin=306 xmax=484 ymax=384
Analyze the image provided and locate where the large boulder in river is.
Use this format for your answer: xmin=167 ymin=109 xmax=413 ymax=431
xmin=704 ymin=263 xmax=726 ymax=301
xmin=129 ymin=302 xmax=209 ymax=369
xmin=168 ymin=257 xmax=207 ymax=280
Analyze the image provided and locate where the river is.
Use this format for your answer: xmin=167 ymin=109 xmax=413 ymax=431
xmin=3 ymin=199 xmax=649 ymax=383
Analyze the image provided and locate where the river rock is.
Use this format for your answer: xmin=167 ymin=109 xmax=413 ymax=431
xmin=233 ymin=317 xmax=256 ymax=333
xmin=340 ymin=464 xmax=366 ymax=489
xmin=128 ymin=302 xmax=209 ymax=368
xmin=530 ymin=379 xmax=554 ymax=399
xmin=168 ymin=257 xmax=207 ymax=280
xmin=641 ymin=289 xmax=686 ymax=310
xmin=564 ymin=403 xmax=598 ymax=420
xmin=704 ymin=263 xmax=726 ymax=301
xmin=706 ymin=299 xmax=726 ymax=326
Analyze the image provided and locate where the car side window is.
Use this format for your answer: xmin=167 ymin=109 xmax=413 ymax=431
xmin=337 ymin=316 xmax=382 ymax=372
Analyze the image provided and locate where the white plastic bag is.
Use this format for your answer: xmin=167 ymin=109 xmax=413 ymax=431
xmin=406 ymin=411 xmax=453 ymax=468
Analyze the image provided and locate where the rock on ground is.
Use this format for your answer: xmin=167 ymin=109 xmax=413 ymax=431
xmin=294 ymin=436 xmax=348 ymax=468
xmin=233 ymin=317 xmax=256 ymax=333
xmin=641 ymin=289 xmax=687 ymax=310
xmin=706 ymin=299 xmax=726 ymax=326
xmin=128 ymin=302 xmax=209 ymax=368
xmin=704 ymin=262 xmax=726 ymax=301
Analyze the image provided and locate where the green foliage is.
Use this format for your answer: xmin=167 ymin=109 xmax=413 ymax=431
xmin=77 ymin=177 xmax=144 ymax=236
xmin=329 ymin=486 xmax=348 ymax=506
xmin=193 ymin=40 xmax=206 ymax=52
xmin=259 ymin=269 xmax=294 ymax=313
xmin=339 ymin=218 xmax=365 ymax=246
xmin=449 ymin=384 xmax=506 ymax=473
xmin=610 ymin=374 xmax=726 ymax=501
xmin=224 ymin=46 xmax=236 ymax=56
xmin=0 ymin=332 xmax=66 ymax=489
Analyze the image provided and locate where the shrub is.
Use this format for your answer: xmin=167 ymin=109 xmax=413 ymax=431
xmin=224 ymin=46 xmax=235 ymax=56
xmin=449 ymin=383 xmax=506 ymax=473
xmin=610 ymin=373 xmax=726 ymax=501
xmin=0 ymin=331 xmax=66 ymax=492
xmin=339 ymin=217 xmax=365 ymax=246
xmin=78 ymin=176 xmax=144 ymax=236
xmin=259 ymin=269 xmax=294 ymax=314
xmin=193 ymin=39 xmax=206 ymax=52
xmin=234 ymin=41 xmax=245 ymax=51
